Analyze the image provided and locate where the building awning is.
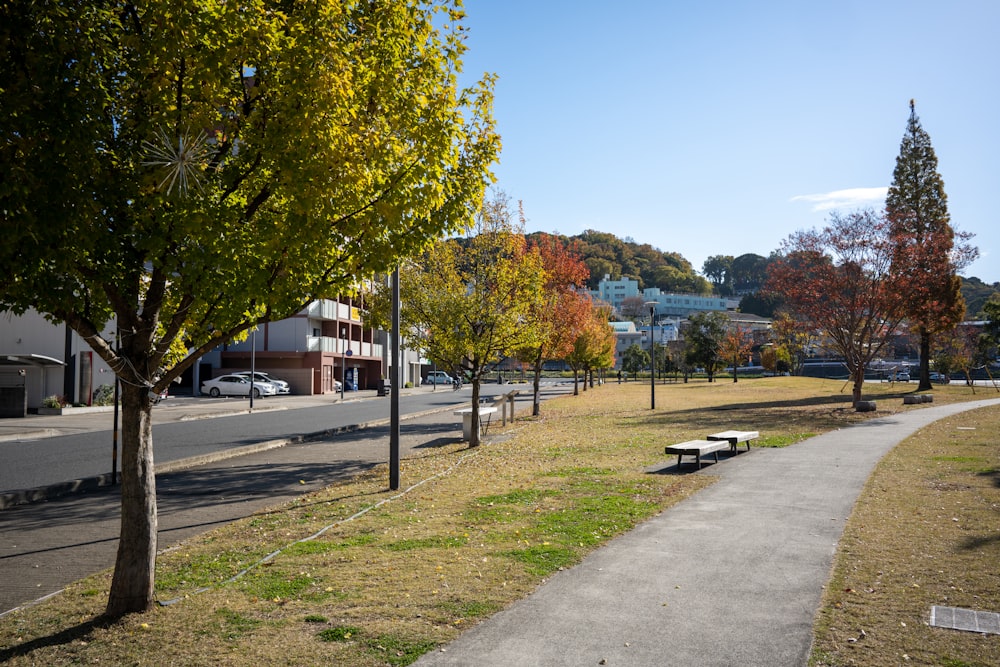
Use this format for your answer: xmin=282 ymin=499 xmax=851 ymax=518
xmin=0 ymin=354 xmax=65 ymax=368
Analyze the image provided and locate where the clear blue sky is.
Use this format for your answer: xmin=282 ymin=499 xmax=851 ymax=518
xmin=459 ymin=0 xmax=999 ymax=283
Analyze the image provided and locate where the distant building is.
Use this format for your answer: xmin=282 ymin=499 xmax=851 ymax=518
xmin=591 ymin=275 xmax=640 ymax=310
xmin=589 ymin=275 xmax=739 ymax=318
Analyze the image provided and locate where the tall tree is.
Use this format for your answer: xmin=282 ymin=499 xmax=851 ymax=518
xmin=702 ymin=255 xmax=734 ymax=295
xmin=520 ymin=230 xmax=590 ymax=416
xmin=0 ymin=0 xmax=498 ymax=617
xmin=401 ymin=191 xmax=545 ymax=445
xmin=766 ymin=210 xmax=910 ymax=404
xmin=886 ymin=100 xmax=977 ymax=390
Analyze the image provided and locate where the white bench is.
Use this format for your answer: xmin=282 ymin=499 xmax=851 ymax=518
xmin=454 ymin=406 xmax=498 ymax=441
xmin=665 ymin=439 xmax=731 ymax=469
xmin=706 ymin=430 xmax=758 ymax=453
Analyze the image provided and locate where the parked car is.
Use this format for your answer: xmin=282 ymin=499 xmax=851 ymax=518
xmin=233 ymin=371 xmax=290 ymax=394
xmin=424 ymin=371 xmax=454 ymax=385
xmin=896 ymin=371 xmax=910 ymax=382
xmin=929 ymin=372 xmax=950 ymax=384
xmin=201 ymin=374 xmax=278 ymax=398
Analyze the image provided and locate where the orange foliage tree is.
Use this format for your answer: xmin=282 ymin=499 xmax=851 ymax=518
xmin=520 ymin=229 xmax=591 ymax=415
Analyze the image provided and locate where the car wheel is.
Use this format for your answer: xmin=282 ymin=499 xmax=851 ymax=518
xmin=209 ymin=387 xmax=221 ymax=397
xmin=252 ymin=387 xmax=261 ymax=399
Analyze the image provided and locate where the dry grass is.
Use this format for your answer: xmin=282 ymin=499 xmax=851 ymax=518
xmin=0 ymin=377 xmax=992 ymax=666
xmin=810 ymin=403 xmax=1000 ymax=667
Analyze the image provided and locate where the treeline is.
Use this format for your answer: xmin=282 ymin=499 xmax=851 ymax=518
xmin=525 ymin=230 xmax=712 ymax=295
xmin=529 ymin=230 xmax=999 ymax=319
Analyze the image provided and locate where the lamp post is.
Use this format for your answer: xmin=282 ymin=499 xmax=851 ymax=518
xmin=645 ymin=301 xmax=657 ymax=410
xmin=341 ymin=326 xmax=346 ymax=401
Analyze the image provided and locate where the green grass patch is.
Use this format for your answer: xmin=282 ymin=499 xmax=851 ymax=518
xmin=237 ymin=569 xmax=317 ymax=601
xmin=502 ymin=544 xmax=578 ymax=576
xmin=757 ymin=433 xmax=815 ymax=447
xmin=215 ymin=607 xmax=262 ymax=640
xmin=366 ymin=634 xmax=439 ymax=666
xmin=384 ymin=535 xmax=468 ymax=551
xmin=317 ymin=625 xmax=362 ymax=642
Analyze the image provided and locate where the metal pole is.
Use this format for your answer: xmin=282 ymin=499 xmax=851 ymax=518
xmin=647 ymin=304 xmax=656 ymax=410
xmin=341 ymin=326 xmax=346 ymax=401
xmin=389 ymin=268 xmax=401 ymax=490
xmin=112 ymin=373 xmax=119 ymax=486
xmin=112 ymin=327 xmax=119 ymax=485
xmin=249 ymin=326 xmax=256 ymax=409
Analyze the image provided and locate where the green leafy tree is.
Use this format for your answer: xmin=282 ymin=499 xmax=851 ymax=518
xmin=0 ymin=0 xmax=497 ymax=617
xmin=621 ymin=344 xmax=650 ymax=377
xmin=702 ymin=255 xmax=734 ymax=295
xmin=886 ymin=100 xmax=978 ymax=390
xmin=682 ymin=311 xmax=729 ymax=382
xmin=400 ymin=191 xmax=545 ymax=446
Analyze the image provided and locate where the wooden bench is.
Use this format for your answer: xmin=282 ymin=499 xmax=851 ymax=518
xmin=665 ymin=439 xmax=731 ymax=469
xmin=706 ymin=430 xmax=759 ymax=453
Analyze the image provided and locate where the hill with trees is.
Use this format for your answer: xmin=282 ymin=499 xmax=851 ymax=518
xmin=527 ymin=229 xmax=997 ymax=321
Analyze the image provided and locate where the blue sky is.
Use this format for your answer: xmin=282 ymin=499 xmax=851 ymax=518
xmin=459 ymin=0 xmax=999 ymax=283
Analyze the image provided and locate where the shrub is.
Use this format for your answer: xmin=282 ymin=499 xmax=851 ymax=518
xmin=93 ymin=384 xmax=116 ymax=406
xmin=42 ymin=395 xmax=67 ymax=409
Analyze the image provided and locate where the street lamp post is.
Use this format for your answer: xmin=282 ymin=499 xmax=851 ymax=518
xmin=645 ymin=301 xmax=657 ymax=410
xmin=341 ymin=326 xmax=347 ymax=401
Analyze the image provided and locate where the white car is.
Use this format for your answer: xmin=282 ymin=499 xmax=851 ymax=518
xmin=202 ymin=374 xmax=278 ymax=398
xmin=233 ymin=371 xmax=291 ymax=394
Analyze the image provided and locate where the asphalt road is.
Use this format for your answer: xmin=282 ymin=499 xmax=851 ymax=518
xmin=0 ymin=387 xmax=494 ymax=493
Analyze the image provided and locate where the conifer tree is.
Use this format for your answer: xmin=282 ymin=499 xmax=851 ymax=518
xmin=886 ymin=100 xmax=977 ymax=390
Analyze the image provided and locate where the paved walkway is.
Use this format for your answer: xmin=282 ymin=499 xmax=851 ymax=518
xmin=415 ymin=398 xmax=1000 ymax=667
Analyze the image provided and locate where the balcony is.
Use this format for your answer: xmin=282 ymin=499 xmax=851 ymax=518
xmin=306 ymin=336 xmax=382 ymax=358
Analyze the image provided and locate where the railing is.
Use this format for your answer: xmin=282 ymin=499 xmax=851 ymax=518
xmin=306 ymin=336 xmax=382 ymax=358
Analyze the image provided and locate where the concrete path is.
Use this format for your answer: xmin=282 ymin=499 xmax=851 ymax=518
xmin=415 ymin=398 xmax=1000 ymax=667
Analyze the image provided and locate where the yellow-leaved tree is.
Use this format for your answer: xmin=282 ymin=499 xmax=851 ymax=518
xmin=0 ymin=0 xmax=498 ymax=617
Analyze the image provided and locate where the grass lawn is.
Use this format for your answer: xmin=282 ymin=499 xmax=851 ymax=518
xmin=0 ymin=377 xmax=995 ymax=665
xmin=810 ymin=402 xmax=1000 ymax=666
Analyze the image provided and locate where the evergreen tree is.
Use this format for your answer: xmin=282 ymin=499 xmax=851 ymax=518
xmin=886 ymin=100 xmax=977 ymax=390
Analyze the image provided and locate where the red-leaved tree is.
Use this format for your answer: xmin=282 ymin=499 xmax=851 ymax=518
xmin=766 ymin=210 xmax=910 ymax=404
xmin=521 ymin=228 xmax=591 ymax=415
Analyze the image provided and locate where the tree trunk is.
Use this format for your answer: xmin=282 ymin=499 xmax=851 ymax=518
xmin=852 ymin=365 xmax=864 ymax=404
xmin=105 ymin=382 xmax=157 ymax=618
xmin=469 ymin=379 xmax=481 ymax=448
xmin=572 ymin=369 xmax=579 ymax=395
xmin=917 ymin=326 xmax=932 ymax=391
xmin=531 ymin=363 xmax=541 ymax=417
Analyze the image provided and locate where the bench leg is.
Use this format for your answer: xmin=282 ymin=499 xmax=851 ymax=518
xmin=676 ymin=453 xmax=683 ymax=468
xmin=713 ymin=450 xmax=720 ymax=464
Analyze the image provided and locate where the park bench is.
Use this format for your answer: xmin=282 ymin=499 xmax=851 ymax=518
xmin=454 ymin=406 xmax=498 ymax=441
xmin=706 ymin=430 xmax=759 ymax=453
xmin=665 ymin=439 xmax=731 ymax=469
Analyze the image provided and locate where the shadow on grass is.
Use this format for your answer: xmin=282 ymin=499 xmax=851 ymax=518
xmin=639 ymin=390 xmax=919 ymax=433
xmin=0 ymin=616 xmax=112 ymax=662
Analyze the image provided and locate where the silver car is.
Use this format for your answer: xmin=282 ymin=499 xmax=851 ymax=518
xmin=202 ymin=374 xmax=278 ymax=398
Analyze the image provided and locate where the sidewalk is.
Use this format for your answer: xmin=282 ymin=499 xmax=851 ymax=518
xmin=415 ymin=398 xmax=1000 ymax=667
